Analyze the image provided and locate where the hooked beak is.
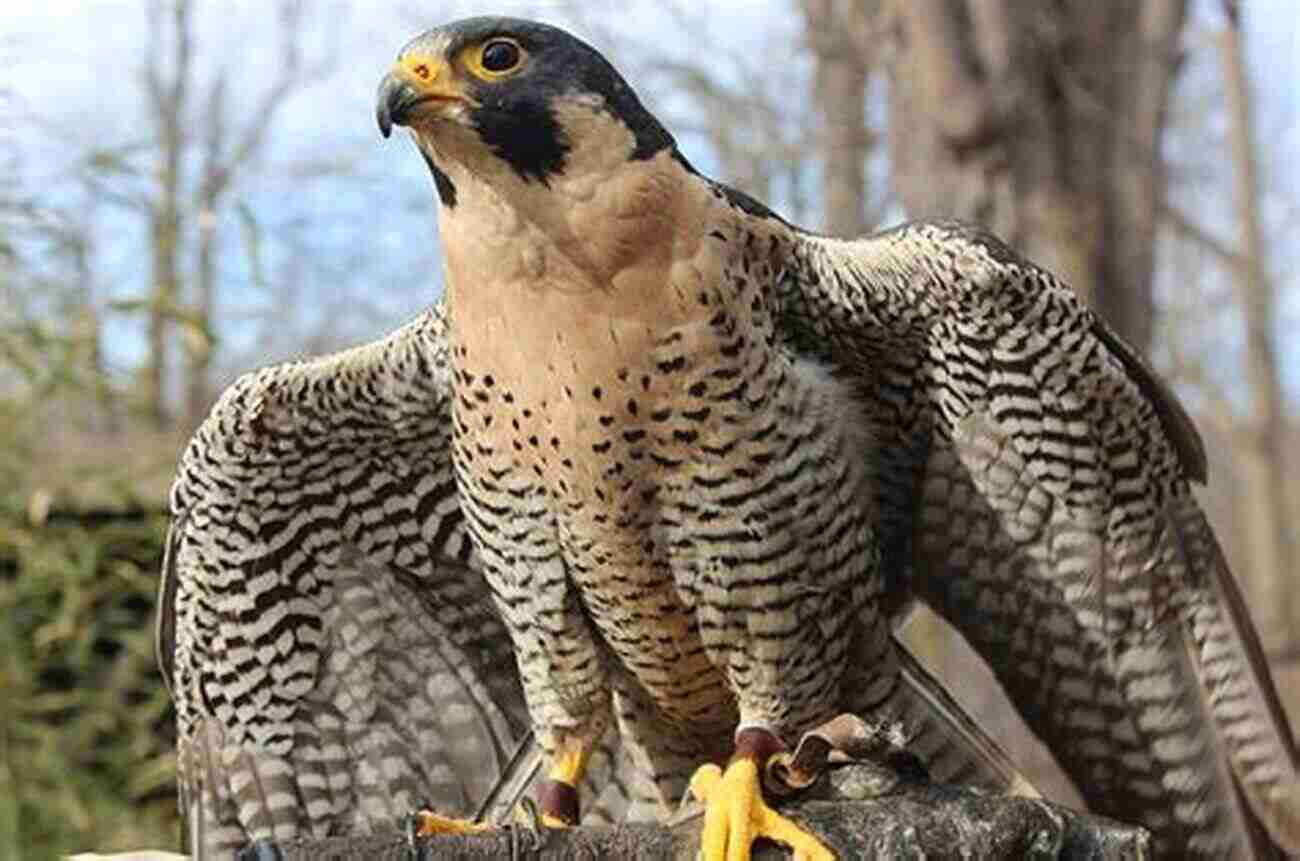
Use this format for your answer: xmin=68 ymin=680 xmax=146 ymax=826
xmin=376 ymin=52 xmax=471 ymax=138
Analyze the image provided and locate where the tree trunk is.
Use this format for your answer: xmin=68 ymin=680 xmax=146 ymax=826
xmin=146 ymin=200 xmax=179 ymax=429
xmin=68 ymin=190 xmax=116 ymax=434
xmin=1218 ymin=1 xmax=1296 ymax=654
xmin=144 ymin=0 xmax=193 ymax=429
xmin=185 ymin=78 xmax=225 ymax=431
xmin=884 ymin=0 xmax=1186 ymax=353
xmin=801 ymin=0 xmax=874 ymax=238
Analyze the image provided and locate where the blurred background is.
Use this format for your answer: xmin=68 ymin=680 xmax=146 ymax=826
xmin=1 ymin=0 xmax=1296 ymax=857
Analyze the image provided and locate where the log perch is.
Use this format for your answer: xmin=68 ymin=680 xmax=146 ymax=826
xmin=241 ymin=764 xmax=1150 ymax=860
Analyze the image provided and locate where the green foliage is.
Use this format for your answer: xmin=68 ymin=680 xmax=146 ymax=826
xmin=0 ymin=503 xmax=179 ymax=859
xmin=1 ymin=132 xmax=182 ymax=858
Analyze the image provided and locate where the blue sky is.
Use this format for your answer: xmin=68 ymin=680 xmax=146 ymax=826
xmin=2 ymin=0 xmax=1296 ymax=402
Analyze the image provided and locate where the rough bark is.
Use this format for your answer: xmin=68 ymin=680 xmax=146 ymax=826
xmin=241 ymin=764 xmax=1149 ymax=860
xmin=884 ymin=0 xmax=1187 ymax=353
xmin=1218 ymin=0 xmax=1296 ymax=654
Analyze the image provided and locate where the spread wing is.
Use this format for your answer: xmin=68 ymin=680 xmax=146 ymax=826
xmin=155 ymin=304 xmax=533 ymax=856
xmin=779 ymin=219 xmax=1300 ymax=857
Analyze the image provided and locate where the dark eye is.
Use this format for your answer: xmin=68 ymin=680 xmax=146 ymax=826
xmin=481 ymin=39 xmax=521 ymax=72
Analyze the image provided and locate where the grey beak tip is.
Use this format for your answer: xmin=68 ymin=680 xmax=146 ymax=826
xmin=376 ymin=73 xmax=398 ymax=138
xmin=377 ymin=74 xmax=425 ymax=140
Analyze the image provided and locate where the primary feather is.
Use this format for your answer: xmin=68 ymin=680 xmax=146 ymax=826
xmin=157 ymin=308 xmax=530 ymax=855
xmin=781 ymin=222 xmax=1300 ymax=856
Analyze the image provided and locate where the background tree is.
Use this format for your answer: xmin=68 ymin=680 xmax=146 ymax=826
xmin=139 ymin=0 xmax=308 ymax=430
xmin=1218 ymin=0 xmax=1295 ymax=654
xmin=884 ymin=0 xmax=1187 ymax=354
xmin=800 ymin=0 xmax=875 ymax=237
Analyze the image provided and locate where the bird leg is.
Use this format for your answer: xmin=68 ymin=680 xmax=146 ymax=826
xmin=412 ymin=736 xmax=592 ymax=838
xmin=535 ymin=739 xmax=590 ymax=827
xmin=689 ymin=727 xmax=835 ymax=861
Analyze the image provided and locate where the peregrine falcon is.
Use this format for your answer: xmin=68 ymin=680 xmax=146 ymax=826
xmin=159 ymin=15 xmax=1300 ymax=860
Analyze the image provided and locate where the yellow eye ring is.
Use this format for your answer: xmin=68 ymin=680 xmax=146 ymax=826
xmin=465 ymin=37 xmax=526 ymax=80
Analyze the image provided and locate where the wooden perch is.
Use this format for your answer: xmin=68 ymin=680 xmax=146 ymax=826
xmin=241 ymin=763 xmax=1149 ymax=860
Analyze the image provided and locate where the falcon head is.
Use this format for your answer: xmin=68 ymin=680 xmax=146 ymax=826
xmin=376 ymin=17 xmax=679 ymax=207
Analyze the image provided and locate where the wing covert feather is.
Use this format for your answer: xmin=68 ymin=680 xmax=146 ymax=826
xmin=778 ymin=219 xmax=1299 ymax=857
xmin=161 ymin=304 xmax=531 ymax=857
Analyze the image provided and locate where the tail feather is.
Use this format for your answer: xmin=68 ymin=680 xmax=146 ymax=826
xmin=475 ymin=726 xmax=662 ymax=826
xmin=890 ymin=635 xmax=1041 ymax=798
xmin=475 ymin=734 xmax=544 ymax=824
xmin=1174 ymin=499 xmax=1300 ymax=855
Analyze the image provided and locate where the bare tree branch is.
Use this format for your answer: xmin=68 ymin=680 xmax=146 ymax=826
xmin=202 ymin=0 xmax=305 ymax=200
xmin=182 ymin=0 xmax=311 ymax=427
xmin=1158 ymin=199 xmax=1243 ymax=267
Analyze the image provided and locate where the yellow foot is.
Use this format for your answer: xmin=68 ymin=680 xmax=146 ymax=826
xmin=690 ymin=759 xmax=834 ymax=861
xmin=412 ymin=809 xmax=491 ymax=837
